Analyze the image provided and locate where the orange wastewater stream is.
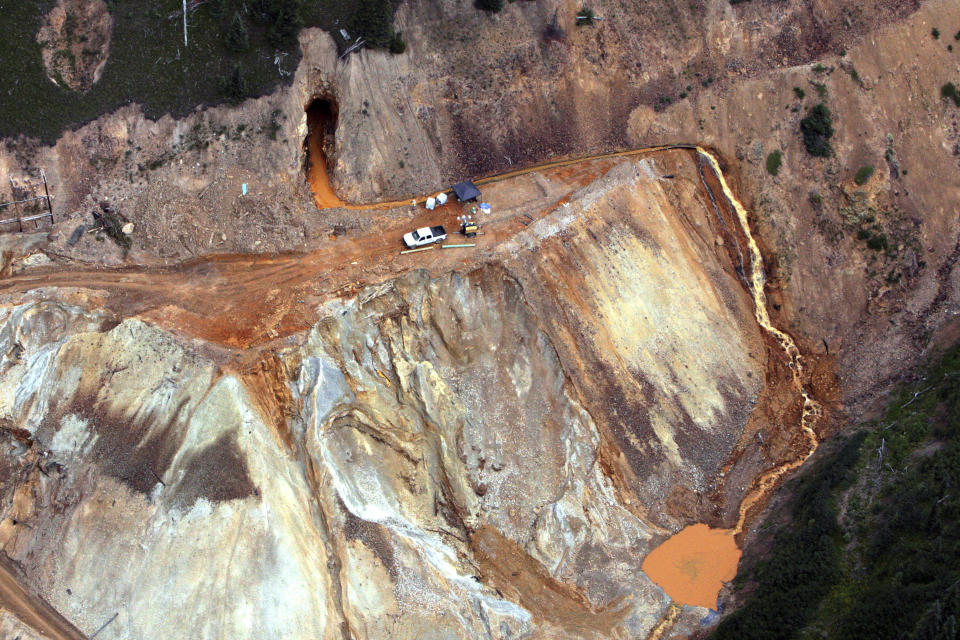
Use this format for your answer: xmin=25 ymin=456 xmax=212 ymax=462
xmin=641 ymin=148 xmax=823 ymax=624
xmin=306 ymin=103 xmax=345 ymax=209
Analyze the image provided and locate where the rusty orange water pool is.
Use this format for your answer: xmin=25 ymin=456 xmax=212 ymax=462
xmin=641 ymin=524 xmax=741 ymax=609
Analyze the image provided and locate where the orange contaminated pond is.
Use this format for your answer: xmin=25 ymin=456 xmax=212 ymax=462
xmin=641 ymin=524 xmax=741 ymax=609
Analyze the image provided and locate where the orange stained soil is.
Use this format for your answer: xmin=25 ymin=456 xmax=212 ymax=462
xmin=306 ymin=102 xmax=344 ymax=209
xmin=641 ymin=524 xmax=741 ymax=610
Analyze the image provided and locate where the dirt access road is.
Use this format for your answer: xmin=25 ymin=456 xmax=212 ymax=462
xmin=2 ymin=147 xmax=693 ymax=349
xmin=0 ymin=553 xmax=87 ymax=639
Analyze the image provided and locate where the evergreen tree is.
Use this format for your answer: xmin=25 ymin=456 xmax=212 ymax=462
xmin=225 ymin=63 xmax=247 ymax=101
xmin=800 ymin=103 xmax=834 ymax=157
xmin=267 ymin=0 xmax=303 ymax=48
xmin=226 ymin=12 xmax=250 ymax=52
xmin=352 ymin=0 xmax=394 ymax=48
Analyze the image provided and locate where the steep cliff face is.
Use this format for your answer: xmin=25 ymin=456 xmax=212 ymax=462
xmin=0 ymin=154 xmax=792 ymax=638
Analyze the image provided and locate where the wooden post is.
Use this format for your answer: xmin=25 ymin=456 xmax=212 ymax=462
xmin=9 ymin=178 xmax=22 ymax=231
xmin=41 ymin=169 xmax=53 ymax=223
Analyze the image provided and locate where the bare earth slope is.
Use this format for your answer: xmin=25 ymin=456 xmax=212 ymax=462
xmin=0 ymin=153 xmax=800 ymax=638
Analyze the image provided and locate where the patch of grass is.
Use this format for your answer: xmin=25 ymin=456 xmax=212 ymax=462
xmin=0 ymin=0 xmax=402 ymax=142
xmin=800 ymin=102 xmax=834 ymax=157
xmin=793 ymin=86 xmax=806 ymax=100
xmin=813 ymin=63 xmax=829 ymax=73
xmin=942 ymin=82 xmax=960 ymax=107
xmin=766 ymin=150 xmax=783 ymax=176
xmin=854 ymin=165 xmax=875 ymax=185
xmin=810 ymin=80 xmax=829 ymax=98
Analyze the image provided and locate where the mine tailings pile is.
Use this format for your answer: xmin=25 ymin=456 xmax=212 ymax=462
xmin=305 ymin=98 xmax=344 ymax=209
xmin=642 ymin=148 xmax=824 ymax=620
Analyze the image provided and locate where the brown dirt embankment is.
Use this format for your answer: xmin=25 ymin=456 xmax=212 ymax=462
xmin=0 ymin=552 xmax=86 ymax=640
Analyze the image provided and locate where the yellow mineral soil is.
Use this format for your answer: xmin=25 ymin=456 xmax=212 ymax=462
xmin=641 ymin=525 xmax=740 ymax=610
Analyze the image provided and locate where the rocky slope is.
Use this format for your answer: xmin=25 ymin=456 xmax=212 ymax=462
xmin=0 ymin=154 xmax=798 ymax=637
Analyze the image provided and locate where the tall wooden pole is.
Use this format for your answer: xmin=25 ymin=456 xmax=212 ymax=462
xmin=41 ymin=169 xmax=53 ymax=223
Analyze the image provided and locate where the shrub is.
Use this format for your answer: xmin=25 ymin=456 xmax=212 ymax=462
xmin=866 ymin=232 xmax=888 ymax=251
xmin=932 ymin=27 xmax=940 ymax=39
xmin=854 ymin=165 xmax=875 ymax=185
xmin=793 ymin=86 xmax=805 ymax=100
xmin=226 ymin=12 xmax=250 ymax=52
xmin=942 ymin=82 xmax=960 ymax=107
xmin=955 ymin=30 xmax=960 ymax=41
xmin=576 ymin=7 xmax=596 ymax=25
xmin=766 ymin=150 xmax=783 ymax=176
xmin=800 ymin=103 xmax=834 ymax=157
xmin=813 ymin=63 xmax=828 ymax=73
xmin=388 ymin=32 xmax=406 ymax=54
xmin=475 ymin=0 xmax=505 ymax=12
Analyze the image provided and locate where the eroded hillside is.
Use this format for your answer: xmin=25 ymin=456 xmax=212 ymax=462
xmin=0 ymin=152 xmax=814 ymax=637
xmin=2 ymin=0 xmax=960 ymax=637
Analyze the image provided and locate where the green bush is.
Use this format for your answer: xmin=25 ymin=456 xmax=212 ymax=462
xmin=793 ymin=86 xmax=806 ymax=100
xmin=475 ymin=0 xmax=505 ymax=12
xmin=932 ymin=27 xmax=940 ymax=39
xmin=866 ymin=232 xmax=887 ymax=251
xmin=576 ymin=7 xmax=596 ymax=25
xmin=766 ymin=150 xmax=783 ymax=176
xmin=800 ymin=103 xmax=834 ymax=157
xmin=942 ymin=82 xmax=960 ymax=107
xmin=854 ymin=165 xmax=875 ymax=185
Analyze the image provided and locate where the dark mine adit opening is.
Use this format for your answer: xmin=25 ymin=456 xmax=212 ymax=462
xmin=304 ymin=97 xmax=343 ymax=208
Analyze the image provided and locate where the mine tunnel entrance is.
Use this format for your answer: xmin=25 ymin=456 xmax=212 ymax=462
xmin=304 ymin=98 xmax=344 ymax=208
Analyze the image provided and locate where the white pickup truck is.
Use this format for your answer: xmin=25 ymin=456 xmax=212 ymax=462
xmin=403 ymin=225 xmax=447 ymax=248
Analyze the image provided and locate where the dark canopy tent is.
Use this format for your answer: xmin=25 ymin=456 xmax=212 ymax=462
xmin=452 ymin=181 xmax=481 ymax=202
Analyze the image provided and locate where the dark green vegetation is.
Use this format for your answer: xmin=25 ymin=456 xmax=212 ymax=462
xmin=854 ymin=165 xmax=875 ymax=186
xmin=352 ymin=0 xmax=404 ymax=49
xmin=800 ymin=103 xmax=834 ymax=157
xmin=714 ymin=344 xmax=960 ymax=640
xmin=766 ymin=150 xmax=783 ymax=176
xmin=793 ymin=86 xmax=806 ymax=100
xmin=942 ymin=82 xmax=960 ymax=107
xmin=0 ymin=0 xmax=400 ymax=142
xmin=932 ymin=27 xmax=940 ymax=39
xmin=576 ymin=7 xmax=596 ymax=25
xmin=475 ymin=0 xmax=504 ymax=12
